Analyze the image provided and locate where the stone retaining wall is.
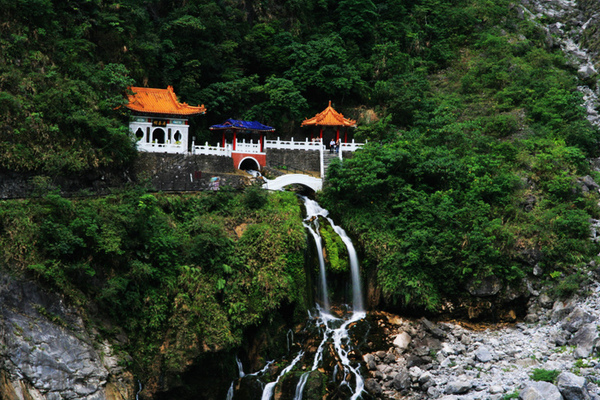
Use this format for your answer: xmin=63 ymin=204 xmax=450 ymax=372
xmin=266 ymin=148 xmax=320 ymax=173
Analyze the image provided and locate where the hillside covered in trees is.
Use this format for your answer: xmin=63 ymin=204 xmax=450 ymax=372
xmin=3 ymin=0 xmax=600 ymax=397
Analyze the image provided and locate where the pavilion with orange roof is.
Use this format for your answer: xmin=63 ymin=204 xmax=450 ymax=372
xmin=301 ymin=101 xmax=357 ymax=144
xmin=126 ymin=86 xmax=206 ymax=154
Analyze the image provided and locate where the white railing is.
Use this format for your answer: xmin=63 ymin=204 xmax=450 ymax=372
xmin=235 ymin=139 xmax=262 ymax=153
xmin=138 ymin=142 xmax=186 ymax=154
xmin=339 ymin=139 xmax=364 ymax=152
xmin=265 ymin=137 xmax=323 ymax=151
xmin=192 ymin=142 xmax=232 ymax=157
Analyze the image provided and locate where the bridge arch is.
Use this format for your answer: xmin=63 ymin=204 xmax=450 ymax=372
xmin=262 ymin=174 xmax=323 ymax=192
xmin=238 ymin=157 xmax=261 ymax=171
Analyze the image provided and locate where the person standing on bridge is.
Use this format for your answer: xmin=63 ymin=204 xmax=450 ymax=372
xmin=330 ymin=138 xmax=335 ymax=153
xmin=336 ymin=138 xmax=340 ymax=154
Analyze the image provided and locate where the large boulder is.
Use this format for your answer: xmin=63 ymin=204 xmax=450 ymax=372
xmin=561 ymin=308 xmax=594 ymax=333
xmin=556 ymin=372 xmax=590 ymax=400
xmin=519 ymin=381 xmax=563 ymax=400
xmin=569 ymin=323 xmax=598 ymax=359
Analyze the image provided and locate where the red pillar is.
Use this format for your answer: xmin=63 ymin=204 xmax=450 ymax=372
xmin=319 ymin=127 xmax=323 ymax=139
xmin=336 ymin=127 xmax=340 ymax=141
xmin=344 ymin=129 xmax=348 ymax=143
xmin=260 ymin=133 xmax=264 ymax=152
xmin=233 ymin=131 xmax=237 ymax=150
xmin=222 ymin=131 xmax=226 ymax=147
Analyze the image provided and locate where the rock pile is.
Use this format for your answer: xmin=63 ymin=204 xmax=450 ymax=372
xmin=363 ymin=280 xmax=600 ymax=399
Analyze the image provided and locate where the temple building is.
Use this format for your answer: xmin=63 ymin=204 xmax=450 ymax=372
xmin=209 ymin=119 xmax=275 ymax=170
xmin=126 ymin=86 xmax=206 ymax=154
xmin=301 ymin=101 xmax=357 ymax=143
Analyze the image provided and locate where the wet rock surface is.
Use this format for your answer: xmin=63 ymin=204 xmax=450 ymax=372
xmin=0 ymin=272 xmax=133 ymax=400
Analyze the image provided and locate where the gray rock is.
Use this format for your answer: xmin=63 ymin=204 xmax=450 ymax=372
xmin=421 ymin=318 xmax=446 ymax=339
xmin=365 ymin=378 xmax=383 ymax=396
xmin=0 ymin=273 xmax=130 ymax=400
xmin=445 ymin=380 xmax=472 ymax=395
xmin=557 ymin=371 xmax=590 ymax=400
xmin=393 ymin=332 xmax=411 ymax=351
xmin=392 ymin=370 xmax=410 ymax=391
xmin=539 ymin=293 xmax=554 ymax=308
xmin=475 ymin=346 xmax=494 ymax=363
xmin=552 ymin=299 xmax=577 ymax=322
xmin=583 ymin=175 xmax=599 ymax=189
xmin=490 ymin=385 xmax=504 ymax=394
xmin=562 ymin=308 xmax=593 ymax=333
xmin=519 ymin=381 xmax=563 ymax=400
xmin=383 ymin=352 xmax=396 ymax=364
xmin=364 ymin=354 xmax=378 ymax=371
xmin=467 ymin=275 xmax=502 ymax=297
xmin=569 ymin=323 xmax=598 ymax=359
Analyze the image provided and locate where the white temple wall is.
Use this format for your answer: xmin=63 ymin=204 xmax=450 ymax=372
xmin=130 ymin=117 xmax=190 ymax=154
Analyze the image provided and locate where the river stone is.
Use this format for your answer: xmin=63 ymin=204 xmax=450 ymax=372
xmin=364 ymin=354 xmax=377 ymax=371
xmin=445 ymin=380 xmax=472 ymax=395
xmin=365 ymin=378 xmax=382 ymax=396
xmin=394 ymin=332 xmax=411 ymax=351
xmin=519 ymin=381 xmax=563 ymax=400
xmin=556 ymin=371 xmax=590 ymax=400
xmin=569 ymin=323 xmax=598 ymax=358
xmin=475 ymin=346 xmax=493 ymax=363
xmin=392 ymin=369 xmax=410 ymax=391
xmin=490 ymin=385 xmax=504 ymax=394
xmin=420 ymin=318 xmax=446 ymax=339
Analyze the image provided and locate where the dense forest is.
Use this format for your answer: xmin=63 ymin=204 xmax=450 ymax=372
xmin=3 ymin=0 xmax=600 ymax=396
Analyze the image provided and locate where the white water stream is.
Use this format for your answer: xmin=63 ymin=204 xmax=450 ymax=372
xmin=230 ymin=197 xmax=367 ymax=400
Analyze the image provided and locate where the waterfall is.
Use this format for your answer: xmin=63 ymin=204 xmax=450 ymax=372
xmin=136 ymin=381 xmax=142 ymax=400
xmin=228 ymin=197 xmax=366 ymax=400
xmin=292 ymin=196 xmax=366 ymax=400
xmin=226 ymin=382 xmax=234 ymax=400
xmin=301 ymin=196 xmax=364 ymax=311
xmin=236 ymin=356 xmax=245 ymax=378
xmin=261 ymin=351 xmax=305 ymax=400
xmin=303 ymin=219 xmax=330 ymax=311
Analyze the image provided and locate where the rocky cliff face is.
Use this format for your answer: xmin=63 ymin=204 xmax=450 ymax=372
xmin=521 ymin=0 xmax=600 ymax=124
xmin=0 ymin=272 xmax=134 ymax=400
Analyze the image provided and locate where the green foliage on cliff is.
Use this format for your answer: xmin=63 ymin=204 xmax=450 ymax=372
xmin=321 ymin=6 xmax=600 ymax=311
xmin=0 ymin=189 xmax=307 ymax=377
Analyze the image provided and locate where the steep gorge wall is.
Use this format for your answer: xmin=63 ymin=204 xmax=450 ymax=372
xmin=0 ymin=272 xmax=134 ymax=400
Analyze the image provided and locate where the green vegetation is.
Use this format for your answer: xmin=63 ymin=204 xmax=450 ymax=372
xmin=320 ymin=3 xmax=600 ymax=311
xmin=530 ymin=368 xmax=561 ymax=383
xmin=3 ymin=0 xmax=600 ymax=392
xmin=0 ymin=188 xmax=307 ymax=380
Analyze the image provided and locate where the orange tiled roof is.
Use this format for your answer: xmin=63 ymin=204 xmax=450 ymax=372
xmin=126 ymin=86 xmax=206 ymax=116
xmin=301 ymin=101 xmax=356 ymax=127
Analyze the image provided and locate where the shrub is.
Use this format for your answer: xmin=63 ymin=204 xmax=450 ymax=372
xmin=530 ymin=368 xmax=560 ymax=383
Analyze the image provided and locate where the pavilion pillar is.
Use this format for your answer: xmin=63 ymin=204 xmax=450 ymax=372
xmin=222 ymin=132 xmax=226 ymax=148
xmin=260 ymin=133 xmax=264 ymax=152
xmin=233 ymin=131 xmax=237 ymax=150
xmin=336 ymin=127 xmax=340 ymax=142
xmin=319 ymin=127 xmax=323 ymax=139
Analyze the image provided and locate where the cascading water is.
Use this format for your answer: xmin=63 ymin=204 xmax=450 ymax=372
xmin=227 ymin=196 xmax=368 ymax=400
